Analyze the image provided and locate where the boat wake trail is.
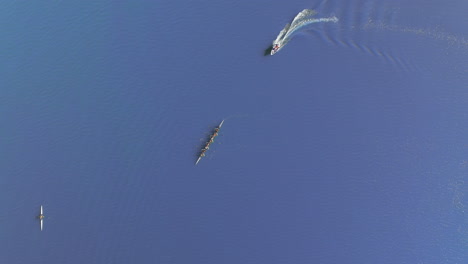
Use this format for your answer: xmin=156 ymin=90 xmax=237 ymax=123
xmin=271 ymin=9 xmax=338 ymax=55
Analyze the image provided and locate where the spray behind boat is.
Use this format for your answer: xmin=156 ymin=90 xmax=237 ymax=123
xmin=268 ymin=9 xmax=338 ymax=55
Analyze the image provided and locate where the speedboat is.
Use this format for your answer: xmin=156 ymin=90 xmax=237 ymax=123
xmin=270 ymin=44 xmax=281 ymax=55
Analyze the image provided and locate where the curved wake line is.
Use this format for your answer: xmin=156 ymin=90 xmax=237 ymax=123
xmin=283 ymin=17 xmax=339 ymax=41
xmin=315 ymin=24 xmax=428 ymax=74
xmin=363 ymin=20 xmax=468 ymax=49
xmin=271 ymin=9 xmax=339 ymax=55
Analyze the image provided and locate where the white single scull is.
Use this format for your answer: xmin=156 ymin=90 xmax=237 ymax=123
xmin=40 ymin=205 xmax=44 ymax=231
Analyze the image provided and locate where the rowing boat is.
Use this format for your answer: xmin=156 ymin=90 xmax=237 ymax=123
xmin=40 ymin=205 xmax=44 ymax=231
xmin=196 ymin=120 xmax=224 ymax=165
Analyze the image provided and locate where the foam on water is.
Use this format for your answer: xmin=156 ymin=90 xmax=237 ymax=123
xmin=271 ymin=9 xmax=339 ymax=55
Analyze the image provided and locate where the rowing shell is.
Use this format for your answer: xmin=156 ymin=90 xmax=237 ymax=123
xmin=195 ymin=120 xmax=224 ymax=165
xmin=40 ymin=205 xmax=43 ymax=231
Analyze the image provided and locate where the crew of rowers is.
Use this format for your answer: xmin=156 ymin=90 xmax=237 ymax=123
xmin=199 ymin=127 xmax=220 ymax=157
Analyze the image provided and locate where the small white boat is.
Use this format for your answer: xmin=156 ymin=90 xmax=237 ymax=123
xmin=270 ymin=43 xmax=281 ymax=55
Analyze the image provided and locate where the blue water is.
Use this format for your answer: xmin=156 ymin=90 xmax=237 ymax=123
xmin=1 ymin=0 xmax=467 ymax=263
